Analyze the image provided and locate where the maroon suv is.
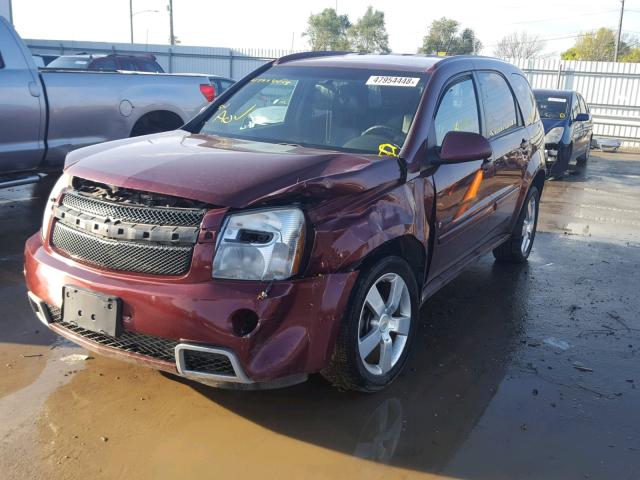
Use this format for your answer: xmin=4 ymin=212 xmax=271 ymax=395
xmin=25 ymin=53 xmax=546 ymax=392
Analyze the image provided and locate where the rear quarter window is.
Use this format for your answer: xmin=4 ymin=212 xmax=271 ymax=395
xmin=477 ymin=72 xmax=518 ymax=137
xmin=510 ymin=74 xmax=539 ymax=126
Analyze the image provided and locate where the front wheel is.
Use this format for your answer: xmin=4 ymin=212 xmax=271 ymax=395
xmin=577 ymin=137 xmax=591 ymax=166
xmin=493 ymin=186 xmax=540 ymax=263
xmin=321 ymin=256 xmax=419 ymax=392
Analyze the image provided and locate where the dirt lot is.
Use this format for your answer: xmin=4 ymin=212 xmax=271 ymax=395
xmin=1 ymin=152 xmax=638 ymax=480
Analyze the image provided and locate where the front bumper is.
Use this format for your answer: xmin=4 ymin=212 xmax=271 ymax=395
xmin=24 ymin=233 xmax=357 ymax=388
xmin=544 ymin=143 xmax=569 ymax=176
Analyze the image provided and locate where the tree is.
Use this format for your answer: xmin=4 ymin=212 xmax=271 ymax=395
xmin=459 ymin=28 xmax=482 ymax=55
xmin=561 ymin=28 xmax=629 ymax=61
xmin=304 ymin=8 xmax=351 ymax=51
xmin=348 ymin=6 xmax=390 ymax=53
xmin=494 ymin=32 xmax=546 ymax=59
xmin=621 ymin=48 xmax=640 ymax=63
xmin=419 ymin=18 xmax=481 ymax=55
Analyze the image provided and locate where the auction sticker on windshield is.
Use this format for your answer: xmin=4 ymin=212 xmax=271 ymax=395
xmin=548 ymin=97 xmax=567 ymax=103
xmin=366 ymin=76 xmax=420 ymax=87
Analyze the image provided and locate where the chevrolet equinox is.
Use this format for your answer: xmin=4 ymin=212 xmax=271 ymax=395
xmin=25 ymin=53 xmax=546 ymax=392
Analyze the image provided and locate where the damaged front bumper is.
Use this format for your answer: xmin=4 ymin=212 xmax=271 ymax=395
xmin=24 ymin=234 xmax=357 ymax=389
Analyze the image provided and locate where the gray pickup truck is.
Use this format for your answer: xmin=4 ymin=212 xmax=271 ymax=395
xmin=0 ymin=17 xmax=218 ymax=186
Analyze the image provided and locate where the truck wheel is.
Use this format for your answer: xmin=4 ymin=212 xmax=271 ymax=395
xmin=493 ymin=186 xmax=540 ymax=264
xmin=577 ymin=137 xmax=591 ymax=166
xmin=321 ymin=256 xmax=418 ymax=392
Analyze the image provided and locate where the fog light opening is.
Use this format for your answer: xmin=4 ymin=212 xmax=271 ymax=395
xmin=230 ymin=309 xmax=259 ymax=337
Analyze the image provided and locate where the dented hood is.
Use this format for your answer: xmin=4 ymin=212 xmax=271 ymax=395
xmin=65 ymin=131 xmax=401 ymax=208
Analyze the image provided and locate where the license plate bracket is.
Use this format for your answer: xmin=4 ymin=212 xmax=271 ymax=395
xmin=62 ymin=286 xmax=122 ymax=337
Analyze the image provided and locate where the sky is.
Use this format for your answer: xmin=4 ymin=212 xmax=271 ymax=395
xmin=10 ymin=0 xmax=640 ymax=58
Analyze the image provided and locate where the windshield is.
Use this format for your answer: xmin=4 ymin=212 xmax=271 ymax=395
xmin=199 ymin=66 xmax=428 ymax=155
xmin=535 ymin=94 xmax=569 ymax=120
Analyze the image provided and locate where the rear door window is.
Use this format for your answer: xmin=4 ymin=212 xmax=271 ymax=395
xmin=138 ymin=59 xmax=164 ymax=72
xmin=118 ymin=58 xmax=138 ymax=71
xmin=434 ymin=77 xmax=480 ymax=146
xmin=477 ymin=72 xmax=518 ymax=137
xmin=510 ymin=74 xmax=538 ymax=126
xmin=90 ymin=57 xmax=118 ymax=71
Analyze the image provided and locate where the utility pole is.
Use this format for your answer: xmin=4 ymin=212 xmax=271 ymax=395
xmin=614 ymin=0 xmax=625 ymax=62
xmin=129 ymin=0 xmax=134 ymax=43
xmin=168 ymin=0 xmax=175 ymax=45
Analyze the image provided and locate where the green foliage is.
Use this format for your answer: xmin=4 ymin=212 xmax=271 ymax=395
xmin=305 ymin=8 xmax=351 ymax=51
xmin=560 ymin=28 xmax=630 ymax=61
xmin=621 ymin=48 xmax=640 ymax=63
xmin=419 ymin=17 xmax=481 ymax=55
xmin=348 ymin=6 xmax=390 ymax=54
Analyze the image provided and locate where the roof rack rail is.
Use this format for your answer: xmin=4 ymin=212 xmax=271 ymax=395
xmin=274 ymin=51 xmax=349 ymax=65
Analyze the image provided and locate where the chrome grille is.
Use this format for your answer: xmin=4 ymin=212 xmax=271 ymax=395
xmin=62 ymin=191 xmax=205 ymax=227
xmin=182 ymin=349 xmax=235 ymax=376
xmin=52 ymin=222 xmax=193 ymax=275
xmin=45 ymin=304 xmax=177 ymax=363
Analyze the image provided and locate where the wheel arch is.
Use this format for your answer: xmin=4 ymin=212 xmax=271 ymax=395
xmin=350 ymin=234 xmax=428 ymax=291
xmin=130 ymin=110 xmax=185 ymax=137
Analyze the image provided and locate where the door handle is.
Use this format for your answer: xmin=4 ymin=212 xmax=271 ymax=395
xmin=28 ymin=81 xmax=41 ymax=97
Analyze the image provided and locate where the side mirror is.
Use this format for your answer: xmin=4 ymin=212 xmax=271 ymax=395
xmin=438 ymin=131 xmax=492 ymax=164
xmin=575 ymin=113 xmax=590 ymax=122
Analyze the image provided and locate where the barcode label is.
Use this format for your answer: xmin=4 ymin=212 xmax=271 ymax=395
xmin=366 ymin=76 xmax=420 ymax=87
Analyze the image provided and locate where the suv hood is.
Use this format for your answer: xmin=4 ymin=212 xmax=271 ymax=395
xmin=65 ymin=131 xmax=401 ymax=208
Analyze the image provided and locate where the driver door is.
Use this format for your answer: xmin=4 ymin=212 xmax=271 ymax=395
xmin=428 ymin=74 xmax=496 ymax=281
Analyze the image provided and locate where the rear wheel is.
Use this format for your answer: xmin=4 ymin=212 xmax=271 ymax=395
xmin=493 ymin=186 xmax=540 ymax=263
xmin=321 ymin=256 xmax=419 ymax=392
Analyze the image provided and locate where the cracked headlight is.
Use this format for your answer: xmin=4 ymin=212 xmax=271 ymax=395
xmin=212 ymin=207 xmax=306 ymax=281
xmin=41 ymin=173 xmax=71 ymax=242
xmin=544 ymin=127 xmax=564 ymax=145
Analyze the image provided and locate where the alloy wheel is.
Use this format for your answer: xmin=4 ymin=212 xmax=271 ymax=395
xmin=357 ymin=273 xmax=412 ymax=376
xmin=521 ymin=195 xmax=537 ymax=255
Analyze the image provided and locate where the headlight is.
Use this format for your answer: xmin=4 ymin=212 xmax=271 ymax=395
xmin=545 ymin=127 xmax=564 ymax=145
xmin=41 ymin=173 xmax=71 ymax=241
xmin=212 ymin=207 xmax=306 ymax=281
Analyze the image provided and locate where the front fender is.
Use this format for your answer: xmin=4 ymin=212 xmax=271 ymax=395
xmin=304 ymin=180 xmax=430 ymax=276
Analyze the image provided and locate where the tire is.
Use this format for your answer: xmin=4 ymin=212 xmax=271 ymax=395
xmin=493 ymin=186 xmax=540 ymax=264
xmin=321 ymin=256 xmax=419 ymax=392
xmin=577 ymin=137 xmax=591 ymax=166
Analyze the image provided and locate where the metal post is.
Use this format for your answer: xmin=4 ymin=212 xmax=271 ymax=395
xmin=229 ymin=50 xmax=234 ymax=79
xmin=169 ymin=0 xmax=175 ymax=46
xmin=129 ymin=0 xmax=134 ymax=43
xmin=614 ymin=0 xmax=625 ymax=62
xmin=556 ymin=62 xmax=563 ymax=89
xmin=168 ymin=47 xmax=173 ymax=73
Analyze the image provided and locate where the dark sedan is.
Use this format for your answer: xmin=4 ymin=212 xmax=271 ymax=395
xmin=534 ymin=89 xmax=593 ymax=176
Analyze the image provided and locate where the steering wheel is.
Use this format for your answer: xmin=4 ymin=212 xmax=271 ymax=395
xmin=361 ymin=125 xmax=404 ymax=138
